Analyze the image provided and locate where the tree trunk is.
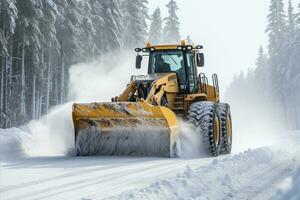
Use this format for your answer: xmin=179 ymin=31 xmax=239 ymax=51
xmin=39 ymin=46 xmax=44 ymax=116
xmin=0 ymin=56 xmax=4 ymax=111
xmin=21 ymin=28 xmax=26 ymax=116
xmin=54 ymin=75 xmax=59 ymax=105
xmin=46 ymin=42 xmax=52 ymax=113
xmin=36 ymin=89 xmax=40 ymax=119
xmin=0 ymin=56 xmax=6 ymax=128
xmin=60 ymin=52 xmax=65 ymax=104
xmin=32 ymin=75 xmax=36 ymax=120
xmin=1 ymin=55 xmax=8 ymax=128
xmin=39 ymin=94 xmax=43 ymax=118
xmin=9 ymin=37 xmax=13 ymax=97
xmin=5 ymin=37 xmax=13 ymax=125
xmin=4 ymin=53 xmax=8 ymax=114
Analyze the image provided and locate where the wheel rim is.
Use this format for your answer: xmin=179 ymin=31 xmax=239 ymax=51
xmin=214 ymin=116 xmax=220 ymax=145
xmin=226 ymin=115 xmax=232 ymax=144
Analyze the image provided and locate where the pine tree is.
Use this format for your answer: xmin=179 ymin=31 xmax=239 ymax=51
xmin=14 ymin=0 xmax=45 ymax=123
xmin=288 ymin=2 xmax=300 ymax=128
xmin=100 ymin=0 xmax=123 ymax=51
xmin=163 ymin=0 xmax=180 ymax=43
xmin=78 ymin=0 xmax=97 ymax=59
xmin=0 ymin=0 xmax=18 ymax=56
xmin=40 ymin=0 xmax=59 ymax=114
xmin=265 ymin=0 xmax=287 ymax=109
xmin=266 ymin=0 xmax=286 ymax=57
xmin=0 ymin=0 xmax=18 ymax=127
xmin=55 ymin=0 xmax=84 ymax=104
xmin=148 ymin=7 xmax=163 ymax=44
xmin=89 ymin=0 xmax=123 ymax=54
xmin=255 ymin=46 xmax=269 ymax=95
xmin=297 ymin=3 xmax=300 ymax=28
xmin=256 ymin=47 xmax=268 ymax=71
xmin=287 ymin=0 xmax=296 ymax=42
xmin=89 ymin=0 xmax=104 ymax=56
xmin=121 ymin=0 xmax=149 ymax=48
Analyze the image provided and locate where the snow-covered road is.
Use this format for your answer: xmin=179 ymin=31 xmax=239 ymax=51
xmin=1 ymin=131 xmax=300 ymax=200
xmin=1 ymin=155 xmax=213 ymax=200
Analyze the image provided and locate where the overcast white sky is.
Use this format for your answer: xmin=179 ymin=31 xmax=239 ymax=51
xmin=148 ymin=0 xmax=272 ymax=91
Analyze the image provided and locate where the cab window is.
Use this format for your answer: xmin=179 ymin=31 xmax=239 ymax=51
xmin=186 ymin=53 xmax=196 ymax=92
xmin=149 ymin=51 xmax=186 ymax=89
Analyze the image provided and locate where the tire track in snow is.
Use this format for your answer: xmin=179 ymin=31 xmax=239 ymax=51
xmin=1 ymin=157 xmax=154 ymax=193
xmin=2 ymin=159 xmax=194 ymax=200
xmin=63 ymin=159 xmax=211 ymax=200
xmin=1 ymin=164 xmax=121 ymax=192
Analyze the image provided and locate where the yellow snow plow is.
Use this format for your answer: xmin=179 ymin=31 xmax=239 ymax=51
xmin=72 ymin=41 xmax=233 ymax=157
xmin=72 ymin=102 xmax=179 ymax=157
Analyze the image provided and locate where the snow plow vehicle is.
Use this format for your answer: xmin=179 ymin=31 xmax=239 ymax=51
xmin=72 ymin=41 xmax=232 ymax=157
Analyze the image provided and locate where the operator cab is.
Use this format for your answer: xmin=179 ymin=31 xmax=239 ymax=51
xmin=135 ymin=42 xmax=205 ymax=93
xmin=148 ymin=50 xmax=195 ymax=92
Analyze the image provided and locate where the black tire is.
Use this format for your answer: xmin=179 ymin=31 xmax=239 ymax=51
xmin=219 ymin=103 xmax=232 ymax=154
xmin=187 ymin=102 xmax=222 ymax=157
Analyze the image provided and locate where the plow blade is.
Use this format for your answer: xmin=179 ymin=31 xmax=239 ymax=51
xmin=72 ymin=102 xmax=179 ymax=157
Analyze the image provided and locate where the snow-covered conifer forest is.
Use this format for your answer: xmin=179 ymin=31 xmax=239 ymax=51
xmin=0 ymin=0 xmax=182 ymax=128
xmin=226 ymin=0 xmax=300 ymax=130
xmin=1 ymin=0 xmax=300 ymax=131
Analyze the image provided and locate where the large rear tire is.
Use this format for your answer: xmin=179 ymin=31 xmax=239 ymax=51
xmin=187 ymin=102 xmax=222 ymax=157
xmin=219 ymin=103 xmax=232 ymax=154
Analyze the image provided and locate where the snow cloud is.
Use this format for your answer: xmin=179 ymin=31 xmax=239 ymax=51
xmin=11 ymin=51 xmax=147 ymax=157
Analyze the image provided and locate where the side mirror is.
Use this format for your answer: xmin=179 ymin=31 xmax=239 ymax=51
xmin=136 ymin=55 xmax=142 ymax=69
xmin=196 ymin=53 xmax=204 ymax=67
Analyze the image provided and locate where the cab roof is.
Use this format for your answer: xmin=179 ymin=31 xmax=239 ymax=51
xmin=135 ymin=40 xmax=203 ymax=53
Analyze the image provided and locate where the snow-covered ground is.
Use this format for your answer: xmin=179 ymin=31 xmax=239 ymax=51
xmin=1 ymin=127 xmax=300 ymax=200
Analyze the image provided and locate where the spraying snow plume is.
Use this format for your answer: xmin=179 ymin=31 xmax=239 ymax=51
xmin=175 ymin=121 xmax=205 ymax=158
xmin=0 ymin=51 xmax=140 ymax=157
xmin=68 ymin=51 xmax=146 ymax=102
xmin=25 ymin=103 xmax=74 ymax=156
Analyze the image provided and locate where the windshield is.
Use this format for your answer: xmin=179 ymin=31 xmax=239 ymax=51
xmin=149 ymin=51 xmax=186 ymax=88
xmin=149 ymin=51 xmax=184 ymax=73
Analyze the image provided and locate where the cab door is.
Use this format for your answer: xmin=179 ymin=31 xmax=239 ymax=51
xmin=185 ymin=52 xmax=197 ymax=93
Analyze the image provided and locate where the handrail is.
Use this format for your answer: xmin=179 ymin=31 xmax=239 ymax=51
xmin=212 ymin=74 xmax=219 ymax=97
xmin=199 ymin=73 xmax=207 ymax=94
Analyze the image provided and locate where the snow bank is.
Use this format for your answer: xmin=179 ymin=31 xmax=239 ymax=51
xmin=273 ymin=167 xmax=300 ymax=200
xmin=0 ymin=128 xmax=32 ymax=158
xmin=107 ymin=148 xmax=281 ymax=200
